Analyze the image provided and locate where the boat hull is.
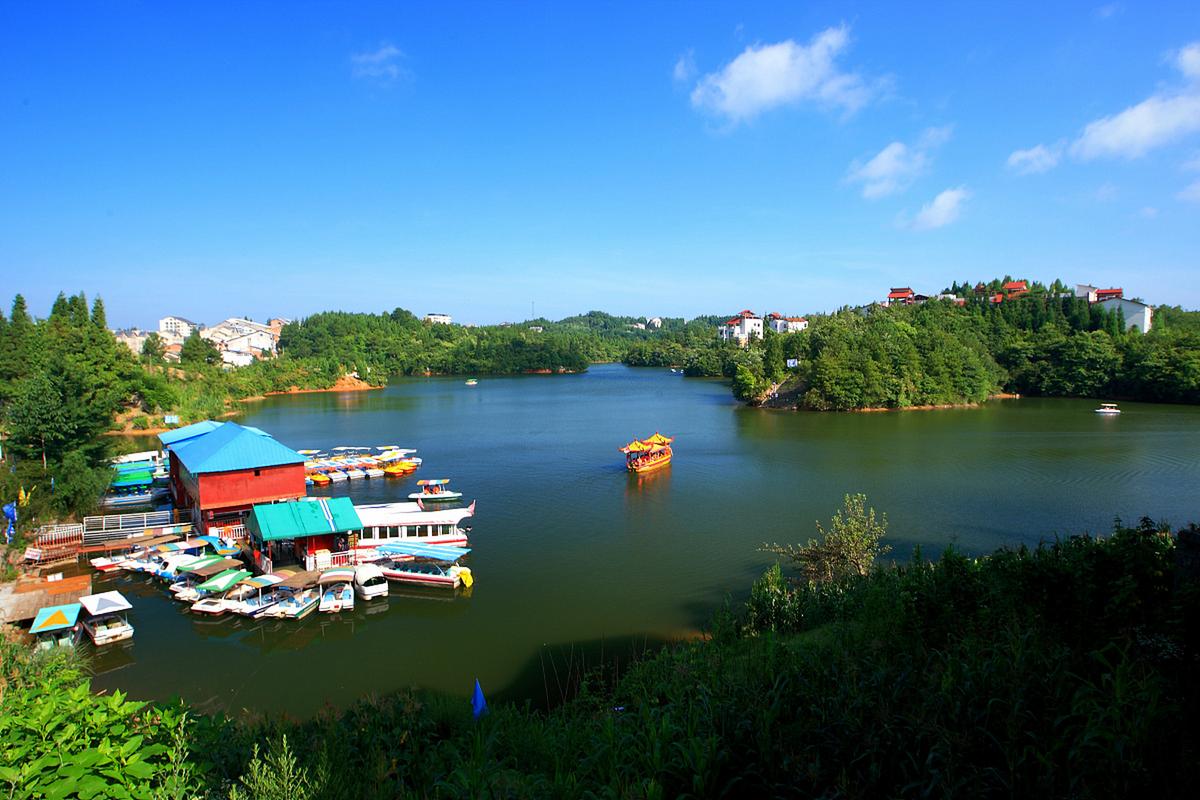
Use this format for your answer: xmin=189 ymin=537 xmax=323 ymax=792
xmin=629 ymin=454 xmax=671 ymax=473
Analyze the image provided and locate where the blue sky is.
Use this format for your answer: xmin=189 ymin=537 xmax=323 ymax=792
xmin=2 ymin=1 xmax=1198 ymax=328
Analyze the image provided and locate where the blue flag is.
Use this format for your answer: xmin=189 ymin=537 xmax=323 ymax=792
xmin=471 ymin=678 xmax=488 ymax=719
xmin=2 ymin=502 xmax=15 ymax=545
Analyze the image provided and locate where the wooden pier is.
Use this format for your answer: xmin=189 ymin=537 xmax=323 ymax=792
xmin=0 ymin=573 xmax=93 ymax=624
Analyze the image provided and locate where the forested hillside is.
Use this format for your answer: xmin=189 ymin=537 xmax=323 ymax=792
xmin=728 ymin=287 xmax=1200 ymax=409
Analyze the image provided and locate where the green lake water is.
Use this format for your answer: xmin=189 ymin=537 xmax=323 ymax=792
xmin=90 ymin=365 xmax=1200 ymax=716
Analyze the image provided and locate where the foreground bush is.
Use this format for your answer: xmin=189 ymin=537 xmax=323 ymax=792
xmin=3 ymin=520 xmax=1197 ymax=797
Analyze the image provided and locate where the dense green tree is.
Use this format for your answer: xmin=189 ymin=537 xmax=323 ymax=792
xmin=90 ymin=296 xmax=107 ymax=328
xmin=181 ymin=331 xmax=221 ymax=365
xmin=141 ymin=332 xmax=165 ymax=362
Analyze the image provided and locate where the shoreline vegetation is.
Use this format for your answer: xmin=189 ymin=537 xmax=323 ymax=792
xmin=0 ymin=281 xmax=1197 ymax=527
xmin=2 ymin=511 xmax=1197 ymax=797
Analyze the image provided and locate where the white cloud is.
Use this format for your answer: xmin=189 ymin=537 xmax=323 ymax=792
xmin=1095 ymin=3 xmax=1122 ymax=20
xmin=846 ymin=126 xmax=952 ymax=199
xmin=910 ymin=186 xmax=970 ymax=231
xmin=1183 ymin=153 xmax=1200 ymax=171
xmin=1007 ymin=142 xmax=1063 ymax=174
xmin=1179 ymin=179 xmax=1200 ymax=202
xmin=1178 ymin=42 xmax=1200 ymax=81
xmin=689 ymin=26 xmax=874 ymax=122
xmin=1139 ymin=206 xmax=1159 ymax=218
xmin=351 ymin=44 xmax=409 ymax=83
xmin=1094 ymin=182 xmax=1119 ymax=202
xmin=1070 ymin=42 xmax=1200 ymax=160
xmin=673 ymin=50 xmax=696 ymax=83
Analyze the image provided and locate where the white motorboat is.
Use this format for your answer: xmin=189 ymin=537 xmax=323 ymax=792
xmin=1095 ymin=403 xmax=1121 ymax=415
xmin=354 ymin=563 xmax=389 ymax=601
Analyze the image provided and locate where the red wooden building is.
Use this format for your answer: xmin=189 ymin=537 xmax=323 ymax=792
xmin=158 ymin=421 xmax=306 ymax=531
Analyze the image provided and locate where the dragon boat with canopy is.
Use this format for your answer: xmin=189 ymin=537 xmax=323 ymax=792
xmin=620 ymin=433 xmax=674 ymax=474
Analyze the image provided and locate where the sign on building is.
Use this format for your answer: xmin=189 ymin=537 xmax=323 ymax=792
xmin=786 ymin=358 xmax=799 ymax=368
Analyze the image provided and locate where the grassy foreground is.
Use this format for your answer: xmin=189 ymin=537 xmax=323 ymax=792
xmin=3 ymin=519 xmax=1198 ymax=798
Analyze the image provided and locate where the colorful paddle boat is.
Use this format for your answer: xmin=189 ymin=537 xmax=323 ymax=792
xmin=407 ymin=479 xmax=463 ymax=503
xmin=318 ymin=568 xmax=355 ymax=613
xmin=30 ymin=603 xmax=83 ymax=651
xmin=375 ymin=542 xmax=474 ymax=589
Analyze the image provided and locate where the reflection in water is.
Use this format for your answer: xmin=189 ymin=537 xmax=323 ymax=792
xmin=89 ymin=366 xmax=1200 ymax=717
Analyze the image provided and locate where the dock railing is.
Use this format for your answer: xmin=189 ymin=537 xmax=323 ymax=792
xmin=208 ymin=524 xmax=248 ymax=542
xmin=82 ymin=522 xmax=193 ymax=548
xmin=304 ymin=550 xmax=356 ymax=570
xmin=35 ymin=523 xmax=84 ymax=549
xmin=83 ymin=510 xmax=173 ymax=535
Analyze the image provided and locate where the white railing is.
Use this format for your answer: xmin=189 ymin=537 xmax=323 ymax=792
xmin=82 ymin=522 xmax=193 ymax=547
xmin=83 ymin=510 xmax=173 ymax=534
xmin=304 ymin=550 xmax=355 ymax=570
xmin=36 ymin=523 xmax=84 ymax=549
xmin=209 ymin=524 xmax=248 ymax=542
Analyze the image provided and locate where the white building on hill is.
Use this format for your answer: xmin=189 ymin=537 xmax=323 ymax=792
xmin=766 ymin=313 xmax=808 ymax=334
xmin=158 ymin=316 xmax=199 ymax=343
xmin=425 ymin=313 xmax=453 ymax=325
xmin=1096 ymin=297 xmax=1153 ymax=334
xmin=720 ymin=310 xmax=764 ymax=345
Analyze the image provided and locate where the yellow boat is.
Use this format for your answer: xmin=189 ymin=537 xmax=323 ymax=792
xmin=309 ymin=472 xmax=332 ymax=485
xmin=620 ymin=433 xmax=674 ymax=473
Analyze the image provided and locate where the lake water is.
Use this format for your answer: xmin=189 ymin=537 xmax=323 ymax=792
xmin=91 ymin=365 xmax=1200 ymax=716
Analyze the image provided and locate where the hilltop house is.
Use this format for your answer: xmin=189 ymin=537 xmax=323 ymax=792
xmin=647 ymin=317 xmax=663 ymax=329
xmin=720 ymin=311 xmax=764 ymax=344
xmin=766 ymin=313 xmax=808 ymax=333
xmin=887 ymin=288 xmax=915 ymax=305
xmin=425 ymin=313 xmax=453 ymax=325
xmin=1096 ymin=297 xmax=1153 ymax=334
xmin=158 ymin=316 xmax=199 ymax=343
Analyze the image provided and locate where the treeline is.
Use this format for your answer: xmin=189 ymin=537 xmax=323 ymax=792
xmin=4 ymin=516 xmax=1197 ymax=796
xmin=726 ymin=286 xmax=1200 ymax=409
xmin=0 ymin=293 xmax=136 ymax=520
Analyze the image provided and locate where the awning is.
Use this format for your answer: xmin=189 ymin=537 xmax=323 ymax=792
xmin=241 ymin=574 xmax=284 ymax=589
xmin=31 ymin=603 xmax=82 ymax=633
xmin=197 ymin=569 xmax=252 ymax=593
xmin=376 ymin=542 xmax=471 ymax=562
xmin=155 ymin=538 xmax=207 ymax=553
xmin=317 ymin=567 xmax=356 ymax=585
xmin=79 ymin=591 xmax=132 ymax=616
xmin=182 ymin=557 xmax=245 ymax=577
xmin=417 ymin=479 xmax=449 ymax=486
xmin=277 ymin=570 xmax=322 ymax=589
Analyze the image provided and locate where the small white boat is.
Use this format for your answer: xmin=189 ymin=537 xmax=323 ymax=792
xmin=1095 ymin=403 xmax=1121 ymax=415
xmin=327 ymin=470 xmax=348 ymax=482
xmin=318 ymin=568 xmax=356 ymax=613
xmin=354 ymin=563 xmax=389 ymax=601
xmin=465 ymin=379 xmax=478 ymax=386
xmin=265 ymin=587 xmax=320 ymax=619
xmin=379 ymin=559 xmax=473 ymax=589
xmin=189 ymin=567 xmax=252 ymax=615
xmin=407 ymin=479 xmax=463 ymax=502
xmin=225 ymin=575 xmax=286 ymax=618
xmin=80 ymin=591 xmax=135 ymax=645
xmin=365 ymin=468 xmax=386 ymax=479
xmin=344 ymin=468 xmax=366 ymax=480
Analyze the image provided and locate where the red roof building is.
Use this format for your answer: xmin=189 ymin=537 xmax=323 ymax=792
xmin=1096 ymin=288 xmax=1124 ymax=300
xmin=158 ymin=421 xmax=306 ymax=532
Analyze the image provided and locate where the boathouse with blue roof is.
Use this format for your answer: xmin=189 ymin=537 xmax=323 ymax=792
xmin=158 ymin=421 xmax=306 ymax=531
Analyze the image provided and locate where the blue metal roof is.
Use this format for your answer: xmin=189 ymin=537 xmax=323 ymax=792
xmin=159 ymin=420 xmax=221 ymax=446
xmin=172 ymin=422 xmax=304 ymax=475
xmin=376 ymin=542 xmax=471 ymax=562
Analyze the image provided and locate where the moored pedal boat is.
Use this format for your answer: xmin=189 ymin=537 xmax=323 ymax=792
xmin=80 ymin=591 xmax=135 ymax=645
xmin=318 ymin=568 xmax=356 ymax=613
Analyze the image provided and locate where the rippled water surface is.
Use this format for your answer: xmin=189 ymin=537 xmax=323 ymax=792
xmin=91 ymin=365 xmax=1200 ymax=715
